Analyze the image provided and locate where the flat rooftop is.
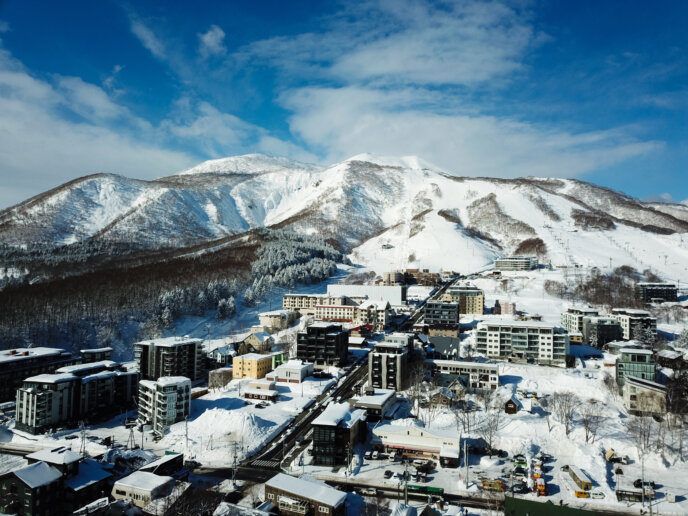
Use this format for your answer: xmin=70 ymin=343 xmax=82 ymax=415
xmin=135 ymin=337 xmax=203 ymax=348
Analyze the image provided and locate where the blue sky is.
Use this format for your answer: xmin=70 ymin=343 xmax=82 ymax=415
xmin=0 ymin=0 xmax=686 ymax=209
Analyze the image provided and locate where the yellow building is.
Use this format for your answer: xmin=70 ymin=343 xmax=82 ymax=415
xmin=232 ymin=352 xmax=287 ymax=379
xmin=442 ymin=284 xmax=484 ymax=315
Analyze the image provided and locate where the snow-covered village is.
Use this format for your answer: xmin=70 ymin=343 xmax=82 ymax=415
xmin=2 ymin=2 xmax=688 ymax=516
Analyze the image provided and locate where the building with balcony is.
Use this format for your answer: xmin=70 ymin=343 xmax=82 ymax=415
xmin=80 ymin=347 xmax=113 ymax=364
xmin=258 ymin=309 xmax=298 ymax=332
xmin=561 ymin=307 xmax=600 ymax=334
xmin=15 ymin=361 xmax=139 ymax=435
xmin=582 ymin=316 xmax=623 ymax=347
xmin=635 ymin=282 xmax=678 ymax=304
xmin=311 ymin=402 xmax=366 ymax=466
xmin=616 ymin=348 xmax=657 ymax=386
xmin=474 ymin=320 xmax=569 ymax=365
xmin=424 ymin=300 xmax=459 ymax=327
xmin=494 ymin=256 xmax=538 ymax=271
xmin=134 ymin=337 xmax=203 ymax=382
xmin=282 ymin=293 xmax=349 ymax=315
xmin=0 ymin=461 xmax=63 ymax=516
xmin=442 ymin=284 xmax=485 ymax=314
xmin=493 ymin=300 xmax=516 ymax=315
xmin=368 ymin=334 xmax=414 ymax=391
xmin=612 ymin=309 xmax=657 ymax=341
xmin=0 ymin=347 xmax=80 ymax=403
xmin=264 ymin=473 xmax=346 ymax=516
xmin=426 ymin=359 xmax=499 ymax=391
xmin=137 ymin=377 xmax=191 ymax=438
xmin=296 ymin=323 xmax=348 ymax=369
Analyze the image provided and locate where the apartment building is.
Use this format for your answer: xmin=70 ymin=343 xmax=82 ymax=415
xmin=80 ymin=347 xmax=113 ymax=363
xmin=0 ymin=347 xmax=80 ymax=403
xmin=616 ymin=348 xmax=657 ymax=386
xmin=232 ymin=352 xmax=287 ymax=380
xmin=264 ymin=473 xmax=346 ymax=516
xmin=582 ymin=316 xmax=623 ymax=346
xmin=258 ymin=310 xmax=297 ymax=332
xmin=353 ymin=389 xmax=396 ymax=423
xmin=561 ymin=307 xmax=600 ymax=334
xmin=15 ymin=361 xmax=139 ymax=435
xmin=369 ymin=334 xmax=414 ymax=391
xmin=424 ymin=300 xmax=460 ymax=326
xmin=426 ymin=359 xmax=499 ymax=391
xmin=611 ymin=308 xmax=657 ymax=340
xmin=442 ymin=284 xmax=485 ymax=314
xmin=138 ymin=376 xmax=191 ymax=438
xmin=494 ymin=256 xmax=538 ymax=271
xmin=474 ymin=320 xmax=570 ymax=365
xmin=296 ymin=323 xmax=348 ymax=369
xmin=635 ymin=282 xmax=678 ymax=303
xmin=493 ymin=300 xmax=516 ymax=315
xmin=623 ymin=376 xmax=667 ymax=416
xmin=311 ymin=402 xmax=366 ymax=466
xmin=134 ymin=337 xmax=203 ymax=382
xmin=314 ymin=299 xmax=390 ymax=331
xmin=0 ymin=461 xmax=63 ymax=516
xmin=282 ymin=293 xmax=349 ymax=315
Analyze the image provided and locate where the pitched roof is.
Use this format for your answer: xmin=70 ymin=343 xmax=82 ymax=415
xmin=26 ymin=447 xmax=82 ymax=465
xmin=265 ymin=473 xmax=346 ymax=507
xmin=13 ymin=461 xmax=62 ymax=488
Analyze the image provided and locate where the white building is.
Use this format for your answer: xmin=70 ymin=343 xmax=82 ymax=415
xmin=282 ymin=294 xmax=349 ymax=315
xmin=623 ymin=376 xmax=667 ymax=416
xmin=138 ymin=377 xmax=191 ymax=438
xmin=561 ymin=307 xmax=599 ymax=333
xmin=258 ymin=310 xmax=297 ymax=332
xmin=327 ymin=284 xmax=406 ymax=306
xmin=494 ymin=256 xmax=538 ymax=271
xmin=426 ymin=359 xmax=499 ymax=391
xmin=612 ymin=308 xmax=657 ymax=340
xmin=372 ymin=423 xmax=461 ymax=458
xmin=474 ymin=320 xmax=569 ymax=365
xmin=265 ymin=360 xmax=314 ymax=384
xmin=112 ymin=471 xmax=174 ymax=508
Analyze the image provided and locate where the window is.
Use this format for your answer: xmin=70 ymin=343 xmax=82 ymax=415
xmin=268 ymin=493 xmax=274 ymax=500
xmin=319 ymin=506 xmax=329 ymax=513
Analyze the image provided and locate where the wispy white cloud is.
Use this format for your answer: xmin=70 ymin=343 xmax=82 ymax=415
xmin=281 ymin=85 xmax=662 ymax=178
xmin=198 ymin=25 xmax=226 ymax=59
xmin=0 ymin=20 xmax=9 ymax=33
xmin=130 ymin=18 xmax=166 ymax=60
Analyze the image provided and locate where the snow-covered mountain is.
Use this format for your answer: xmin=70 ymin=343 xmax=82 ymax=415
xmin=2 ymin=154 xmax=688 ymax=280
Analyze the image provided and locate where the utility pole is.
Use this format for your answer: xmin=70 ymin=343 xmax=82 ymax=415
xmin=185 ymin=418 xmax=189 ymax=450
xmin=464 ymin=439 xmax=469 ymax=488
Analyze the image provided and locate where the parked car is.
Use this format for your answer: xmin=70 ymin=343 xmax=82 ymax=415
xmin=633 ymin=479 xmax=656 ymax=489
xmin=372 ymin=451 xmax=379 ymax=460
xmin=364 ymin=451 xmax=372 ymax=460
xmin=384 ymin=470 xmax=394 ymax=479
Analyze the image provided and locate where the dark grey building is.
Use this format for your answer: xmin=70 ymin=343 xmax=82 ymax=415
xmin=635 ymin=282 xmax=678 ymax=303
xmin=311 ymin=403 xmax=366 ymax=466
xmin=582 ymin=316 xmax=623 ymax=347
xmin=369 ymin=334 xmax=414 ymax=391
xmin=296 ymin=322 xmax=348 ymax=368
xmin=0 ymin=347 xmax=80 ymax=403
xmin=0 ymin=461 xmax=63 ymax=516
xmin=424 ymin=300 xmax=459 ymax=327
xmin=134 ymin=337 xmax=203 ymax=381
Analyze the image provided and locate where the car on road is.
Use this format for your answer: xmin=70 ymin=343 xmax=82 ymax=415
xmin=384 ymin=470 xmax=393 ymax=479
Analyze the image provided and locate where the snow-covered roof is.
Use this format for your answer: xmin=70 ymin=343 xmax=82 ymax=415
xmin=348 ymin=337 xmax=367 ymax=345
xmin=657 ymin=349 xmax=682 ymax=360
xmin=265 ymin=473 xmax=346 ymax=507
xmin=477 ymin=319 xmax=562 ymax=330
xmin=136 ymin=336 xmax=203 ymax=348
xmin=23 ymin=373 xmax=78 ymax=384
xmin=620 ymin=348 xmax=653 ymax=355
xmin=81 ymin=347 xmax=113 ymax=353
xmin=157 ymin=376 xmax=191 ymax=386
xmin=427 ymin=359 xmax=499 ymax=371
xmin=243 ymin=388 xmax=279 ymax=397
xmin=115 ymin=470 xmax=173 ymax=492
xmin=309 ymin=322 xmax=340 ymax=329
xmin=65 ymin=459 xmax=111 ymax=491
xmin=625 ymin=376 xmax=667 ymax=392
xmin=260 ymin=310 xmax=291 ymax=317
xmin=0 ymin=347 xmax=66 ymax=364
xmin=236 ymin=352 xmax=271 ymax=361
xmin=312 ymin=402 xmax=366 ymax=428
xmin=612 ymin=308 xmax=653 ymax=316
xmin=56 ymin=360 xmax=116 ymax=374
xmin=27 ymin=447 xmax=82 ymax=465
xmin=273 ymin=360 xmax=312 ymax=371
xmin=82 ymin=370 xmax=118 ymax=383
xmin=13 ymin=461 xmax=62 ymax=488
xmin=439 ymin=447 xmax=460 ymax=458
xmin=252 ymin=332 xmax=273 ymax=343
xmin=430 ymin=387 xmax=456 ymax=399
xmin=356 ymin=389 xmax=396 ymax=407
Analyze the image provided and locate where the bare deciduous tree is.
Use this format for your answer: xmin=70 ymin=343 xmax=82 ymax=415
xmin=478 ymin=395 xmax=504 ymax=455
xmin=551 ymin=392 xmax=579 ymax=437
xmin=625 ymin=417 xmax=655 ymax=460
xmin=580 ymin=399 xmax=602 ymax=444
